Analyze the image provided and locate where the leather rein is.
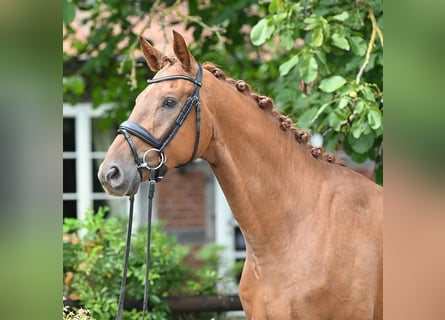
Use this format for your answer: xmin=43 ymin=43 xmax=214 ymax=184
xmin=115 ymin=64 xmax=203 ymax=320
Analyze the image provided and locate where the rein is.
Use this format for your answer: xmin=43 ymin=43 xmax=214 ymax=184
xmin=115 ymin=64 xmax=203 ymax=320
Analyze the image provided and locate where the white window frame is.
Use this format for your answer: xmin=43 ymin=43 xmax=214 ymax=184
xmin=63 ymin=103 xmax=137 ymax=222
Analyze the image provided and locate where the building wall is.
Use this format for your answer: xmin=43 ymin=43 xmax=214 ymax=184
xmin=158 ymin=168 xmax=206 ymax=228
xmin=156 ymin=163 xmax=215 ymax=245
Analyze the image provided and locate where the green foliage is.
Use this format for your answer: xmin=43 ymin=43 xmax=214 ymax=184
xmin=251 ymin=16 xmax=275 ymax=46
xmin=230 ymin=260 xmax=245 ymax=284
xmin=63 ymin=0 xmax=382 ymax=183
xmin=63 ymin=207 xmax=225 ymax=320
xmin=63 ymin=307 xmax=95 ymax=320
xmin=249 ymin=0 xmax=383 ymax=183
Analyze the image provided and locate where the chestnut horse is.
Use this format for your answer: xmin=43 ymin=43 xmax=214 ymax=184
xmin=98 ymin=31 xmax=383 ymax=320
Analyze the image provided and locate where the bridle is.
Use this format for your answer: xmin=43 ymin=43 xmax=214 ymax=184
xmin=117 ymin=63 xmax=203 ymax=182
xmin=115 ymin=63 xmax=203 ymax=320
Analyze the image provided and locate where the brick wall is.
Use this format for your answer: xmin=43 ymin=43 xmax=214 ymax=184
xmin=156 ymin=164 xmax=212 ymax=245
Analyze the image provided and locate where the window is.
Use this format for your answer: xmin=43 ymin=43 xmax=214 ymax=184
xmin=63 ymin=103 xmax=128 ymax=221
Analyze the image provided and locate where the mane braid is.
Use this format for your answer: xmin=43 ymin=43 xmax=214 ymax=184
xmin=202 ymin=62 xmax=340 ymax=165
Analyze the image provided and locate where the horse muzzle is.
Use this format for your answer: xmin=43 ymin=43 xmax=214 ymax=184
xmin=98 ymin=161 xmax=141 ymax=196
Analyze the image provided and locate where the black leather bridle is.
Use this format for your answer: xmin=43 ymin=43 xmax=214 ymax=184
xmin=117 ymin=63 xmax=203 ymax=182
xmin=114 ymin=63 xmax=203 ymax=320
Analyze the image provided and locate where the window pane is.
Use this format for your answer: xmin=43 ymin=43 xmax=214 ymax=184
xmin=63 ymin=118 xmax=75 ymax=151
xmin=91 ymin=118 xmax=114 ymax=152
xmin=234 ymin=226 xmax=246 ymax=251
xmin=63 ymin=159 xmax=76 ymax=193
xmin=92 ymin=159 xmax=103 ymax=193
xmin=93 ymin=199 xmax=127 ymax=218
xmin=63 ymin=200 xmax=77 ymax=219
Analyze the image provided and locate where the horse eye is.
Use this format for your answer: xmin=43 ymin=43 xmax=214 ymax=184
xmin=163 ymin=97 xmax=178 ymax=108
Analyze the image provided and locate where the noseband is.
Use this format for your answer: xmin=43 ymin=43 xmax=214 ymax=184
xmin=117 ymin=63 xmax=203 ymax=181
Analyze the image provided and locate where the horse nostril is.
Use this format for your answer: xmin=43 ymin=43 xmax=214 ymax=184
xmin=105 ymin=165 xmax=122 ymax=186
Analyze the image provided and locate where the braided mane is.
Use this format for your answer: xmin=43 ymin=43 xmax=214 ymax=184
xmin=202 ymin=62 xmax=340 ymax=165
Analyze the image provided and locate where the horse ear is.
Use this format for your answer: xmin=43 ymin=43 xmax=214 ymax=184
xmin=139 ymin=36 xmax=164 ymax=72
xmin=172 ymin=30 xmax=196 ymax=71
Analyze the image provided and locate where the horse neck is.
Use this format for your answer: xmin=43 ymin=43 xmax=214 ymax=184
xmin=200 ymin=77 xmax=325 ymax=251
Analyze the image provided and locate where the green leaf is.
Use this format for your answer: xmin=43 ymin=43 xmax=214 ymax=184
xmin=338 ymin=96 xmax=350 ymax=109
xmin=344 ymin=146 xmax=370 ymax=163
xmin=303 ymin=16 xmax=318 ymax=30
xmin=349 ymin=36 xmax=367 ymax=56
xmin=299 ymin=55 xmax=318 ymax=82
xmin=331 ymin=33 xmax=350 ymax=50
xmin=63 ymin=218 xmax=79 ymax=233
xmin=280 ymin=29 xmax=294 ymax=50
xmin=64 ymin=75 xmax=85 ymax=96
xmin=355 ymin=100 xmax=365 ymax=114
xmin=332 ymin=11 xmax=349 ymax=22
xmin=149 ymin=294 xmax=161 ymax=304
xmin=279 ymin=54 xmax=300 ymax=76
xmin=268 ymin=0 xmax=279 ymax=13
xmin=347 ymin=133 xmax=375 ymax=154
xmin=251 ymin=18 xmax=275 ymax=46
xmin=324 ymin=132 xmax=340 ymax=152
xmin=367 ymin=107 xmax=382 ymax=130
xmin=297 ymin=107 xmax=318 ymax=130
xmin=63 ymin=0 xmax=75 ymax=25
xmin=351 ymin=120 xmax=369 ymax=139
xmin=312 ymin=25 xmax=324 ymax=47
xmin=361 ymin=85 xmax=376 ymax=101
xmin=310 ymin=102 xmax=331 ymax=124
xmin=321 ymin=18 xmax=330 ymax=38
xmin=319 ymin=75 xmax=347 ymax=93
xmin=273 ymin=12 xmax=287 ymax=24
xmin=314 ymin=49 xmax=329 ymax=73
xmin=328 ymin=111 xmax=344 ymax=130
xmin=375 ymin=161 xmax=383 ymax=185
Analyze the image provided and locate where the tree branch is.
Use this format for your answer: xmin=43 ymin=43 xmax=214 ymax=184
xmin=355 ymin=6 xmax=383 ymax=84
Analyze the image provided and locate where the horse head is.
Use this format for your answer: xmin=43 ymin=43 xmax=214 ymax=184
xmin=98 ymin=31 xmax=211 ymax=196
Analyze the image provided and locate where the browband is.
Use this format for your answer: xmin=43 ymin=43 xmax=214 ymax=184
xmin=148 ymin=74 xmax=202 ymax=87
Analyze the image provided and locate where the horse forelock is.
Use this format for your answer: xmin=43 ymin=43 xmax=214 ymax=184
xmin=160 ymin=55 xmax=176 ymax=68
xmin=202 ymin=62 xmax=341 ymax=165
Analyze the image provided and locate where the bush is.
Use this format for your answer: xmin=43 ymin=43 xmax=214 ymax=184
xmin=63 ymin=207 xmax=225 ymax=320
xmin=63 ymin=307 xmax=95 ymax=320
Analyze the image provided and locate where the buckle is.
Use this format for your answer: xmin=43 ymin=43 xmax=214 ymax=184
xmin=137 ymin=148 xmax=166 ymax=170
